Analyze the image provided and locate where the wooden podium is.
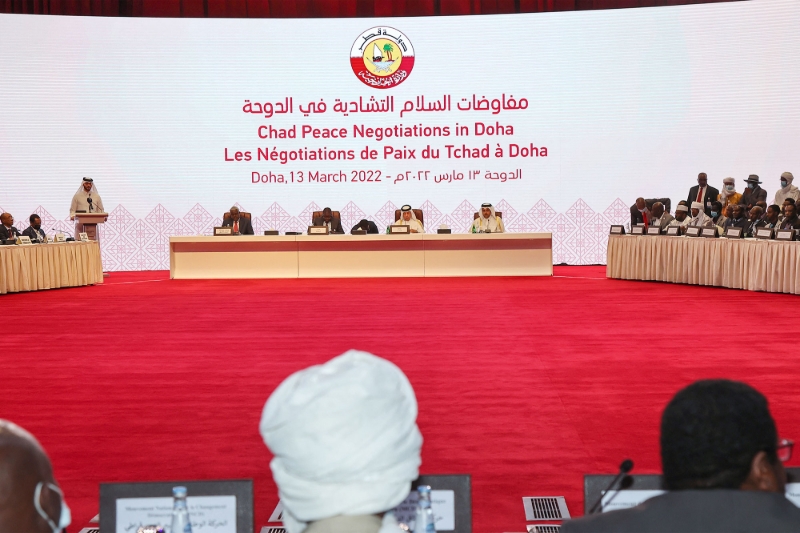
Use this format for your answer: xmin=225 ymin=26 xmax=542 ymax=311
xmin=74 ymin=212 xmax=108 ymax=241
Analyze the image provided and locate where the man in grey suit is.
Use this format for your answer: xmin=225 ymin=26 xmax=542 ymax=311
xmin=563 ymin=379 xmax=800 ymax=533
xmin=648 ymin=202 xmax=673 ymax=233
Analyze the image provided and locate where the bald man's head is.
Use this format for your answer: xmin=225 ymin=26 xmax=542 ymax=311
xmin=0 ymin=420 xmax=62 ymax=533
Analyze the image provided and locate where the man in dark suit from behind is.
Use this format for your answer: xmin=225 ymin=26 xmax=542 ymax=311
xmin=0 ymin=213 xmax=21 ymax=241
xmin=351 ymin=219 xmax=379 ymax=234
xmin=630 ymin=198 xmax=651 ymax=228
xmin=687 ymin=173 xmax=720 ymax=216
xmin=221 ymin=206 xmax=254 ymax=235
xmin=562 ymin=379 xmax=800 ymax=533
xmin=312 ymin=207 xmax=345 ymax=234
xmin=22 ymin=214 xmax=46 ymax=242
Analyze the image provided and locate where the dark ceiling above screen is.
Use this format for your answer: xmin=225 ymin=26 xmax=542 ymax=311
xmin=0 ymin=0 xmax=742 ymax=18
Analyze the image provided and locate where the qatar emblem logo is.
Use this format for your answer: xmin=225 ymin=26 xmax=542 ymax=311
xmin=350 ymin=27 xmax=415 ymax=89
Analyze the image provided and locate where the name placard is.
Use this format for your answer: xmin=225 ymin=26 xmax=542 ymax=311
xmin=630 ymin=226 xmax=645 ymax=235
xmin=389 ymin=225 xmax=411 ymax=234
xmin=685 ymin=226 xmax=702 ymax=237
xmin=725 ymin=227 xmax=742 ymax=238
xmin=756 ymin=227 xmax=774 ymax=239
xmin=214 ymin=227 xmax=233 ymax=236
xmin=646 ymin=226 xmax=661 ymax=235
xmin=79 ymin=232 xmax=90 ymax=242
xmin=116 ymin=495 xmax=236 ymax=533
xmin=701 ymin=227 xmax=718 ymax=238
xmin=55 ymin=233 xmax=67 ymax=243
xmin=609 ymin=225 xmax=625 ymax=235
xmin=776 ymin=229 xmax=796 ymax=241
xmin=665 ymin=226 xmax=681 ymax=236
xmin=307 ymin=226 xmax=329 ymax=235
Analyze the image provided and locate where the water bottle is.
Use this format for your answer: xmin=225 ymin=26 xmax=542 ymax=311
xmin=170 ymin=486 xmax=192 ymax=533
xmin=413 ymin=485 xmax=436 ymax=533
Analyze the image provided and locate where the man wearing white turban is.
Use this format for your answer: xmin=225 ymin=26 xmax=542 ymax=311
xmin=470 ymin=203 xmax=505 ymax=233
xmin=394 ymin=205 xmax=424 ymax=233
xmin=717 ymin=178 xmax=742 ymax=210
xmin=689 ymin=201 xmax=713 ymax=227
xmin=773 ymin=172 xmax=800 ymax=206
xmin=669 ymin=204 xmax=691 ymax=229
xmin=260 ymin=350 xmax=423 ymax=533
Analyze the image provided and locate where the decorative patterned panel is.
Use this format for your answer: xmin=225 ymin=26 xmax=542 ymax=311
xmin=3 ymin=199 xmax=629 ymax=270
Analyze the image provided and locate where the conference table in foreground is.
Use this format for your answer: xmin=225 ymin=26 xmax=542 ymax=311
xmin=170 ymin=233 xmax=553 ymax=278
xmin=0 ymin=241 xmax=104 ymax=294
xmin=607 ymin=234 xmax=800 ymax=294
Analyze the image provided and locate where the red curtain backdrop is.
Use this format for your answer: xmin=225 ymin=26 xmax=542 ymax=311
xmin=0 ymin=0 xmax=739 ymax=17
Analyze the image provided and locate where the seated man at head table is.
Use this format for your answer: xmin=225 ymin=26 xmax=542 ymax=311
xmin=631 ymin=197 xmax=651 ymax=228
xmin=351 ymin=219 xmax=380 ymax=234
xmin=312 ymin=207 xmax=344 ymax=234
xmin=562 ymin=380 xmax=800 ymax=533
xmin=669 ymin=204 xmax=691 ymax=228
xmin=648 ymin=202 xmax=673 ymax=232
xmin=709 ymin=201 xmax=725 ymax=230
xmin=0 ymin=419 xmax=72 ymax=533
xmin=723 ymin=204 xmax=749 ymax=230
xmin=779 ymin=203 xmax=800 ymax=230
xmin=763 ymin=204 xmax=781 ymax=229
xmin=221 ymin=206 xmax=254 ymax=235
xmin=22 ymin=214 xmax=46 ymax=242
xmin=688 ymin=201 xmax=714 ymax=227
xmin=745 ymin=207 xmax=765 ymax=237
xmin=394 ymin=205 xmax=424 ymax=233
xmin=0 ymin=213 xmax=21 ymax=241
xmin=471 ymin=202 xmax=505 ymax=233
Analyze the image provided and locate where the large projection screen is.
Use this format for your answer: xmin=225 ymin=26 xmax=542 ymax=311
xmin=1 ymin=0 xmax=798 ymax=270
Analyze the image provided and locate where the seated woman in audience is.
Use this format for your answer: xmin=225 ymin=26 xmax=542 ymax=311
xmin=471 ymin=203 xmax=505 ymax=233
xmin=260 ymin=350 xmax=422 ymax=533
xmin=395 ymin=205 xmax=424 ymax=233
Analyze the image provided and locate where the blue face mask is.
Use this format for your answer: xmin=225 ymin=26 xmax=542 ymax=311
xmin=711 ymin=211 xmax=718 ymax=217
xmin=781 ymin=180 xmax=788 ymax=188
xmin=34 ymin=482 xmax=71 ymax=533
xmin=726 ymin=185 xmax=735 ymax=191
xmin=748 ymin=182 xmax=756 ymax=189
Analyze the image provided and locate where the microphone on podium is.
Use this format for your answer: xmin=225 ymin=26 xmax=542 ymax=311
xmin=87 ymin=197 xmax=93 ymax=212
xmin=588 ymin=459 xmax=634 ymax=515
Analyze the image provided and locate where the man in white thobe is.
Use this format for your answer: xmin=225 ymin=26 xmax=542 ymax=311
xmin=395 ymin=205 xmax=423 ymax=233
xmin=689 ymin=201 xmax=713 ymax=227
xmin=471 ymin=203 xmax=505 ymax=233
xmin=70 ymin=177 xmax=105 ymax=240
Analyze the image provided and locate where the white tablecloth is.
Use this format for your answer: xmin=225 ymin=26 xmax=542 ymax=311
xmin=607 ymin=235 xmax=800 ymax=294
xmin=0 ymin=241 xmax=104 ymax=294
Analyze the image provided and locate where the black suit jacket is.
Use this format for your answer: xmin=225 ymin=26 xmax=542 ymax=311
xmin=351 ymin=220 xmax=379 ymax=234
xmin=724 ymin=217 xmax=749 ymax=230
xmin=739 ymin=186 xmax=768 ymax=209
xmin=221 ymin=217 xmax=254 ymax=235
xmin=630 ymin=208 xmax=651 ymax=228
xmin=312 ymin=216 xmax=344 ymax=234
xmin=0 ymin=225 xmax=21 ymax=241
xmin=561 ymin=490 xmax=800 ymax=533
xmin=22 ymin=226 xmax=46 ymax=242
xmin=687 ymin=185 xmax=720 ymax=216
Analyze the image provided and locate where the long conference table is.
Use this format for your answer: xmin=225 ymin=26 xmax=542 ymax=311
xmin=0 ymin=241 xmax=104 ymax=294
xmin=607 ymin=234 xmax=800 ymax=294
xmin=170 ymin=233 xmax=553 ymax=278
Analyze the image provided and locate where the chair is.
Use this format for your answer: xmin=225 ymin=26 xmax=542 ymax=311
xmin=222 ymin=211 xmax=251 ymax=222
xmin=311 ymin=210 xmax=341 ymax=226
xmin=394 ymin=209 xmax=424 ymax=227
xmin=630 ymin=198 xmax=671 ymax=227
xmin=473 ymin=211 xmax=503 ymax=219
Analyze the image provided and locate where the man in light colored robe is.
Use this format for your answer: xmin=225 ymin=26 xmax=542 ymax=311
xmin=669 ymin=205 xmax=691 ymax=228
xmin=395 ymin=205 xmax=423 ymax=233
xmin=471 ymin=203 xmax=505 ymax=233
xmin=689 ymin=201 xmax=713 ymax=227
xmin=69 ymin=177 xmax=105 ymax=240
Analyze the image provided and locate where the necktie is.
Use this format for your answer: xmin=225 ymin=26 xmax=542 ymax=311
xmin=696 ymin=186 xmax=703 ymax=203
xmin=234 ymin=221 xmax=239 ymax=233
xmin=642 ymin=211 xmax=649 ymax=227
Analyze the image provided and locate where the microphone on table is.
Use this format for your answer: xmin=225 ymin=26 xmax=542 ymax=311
xmin=588 ymin=459 xmax=634 ymax=515
xmin=87 ymin=197 xmax=93 ymax=212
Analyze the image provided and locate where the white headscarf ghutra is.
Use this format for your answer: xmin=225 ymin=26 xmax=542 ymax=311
xmin=259 ymin=350 xmax=423 ymax=533
xmin=396 ymin=205 xmax=423 ymax=233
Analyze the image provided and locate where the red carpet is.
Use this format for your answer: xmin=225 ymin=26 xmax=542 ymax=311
xmin=2 ymin=267 xmax=799 ymax=532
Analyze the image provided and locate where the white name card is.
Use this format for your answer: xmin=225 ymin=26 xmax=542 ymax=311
xmin=55 ymin=233 xmax=66 ymax=242
xmin=725 ymin=227 xmax=742 ymax=238
xmin=786 ymin=483 xmax=800 ymax=508
xmin=389 ymin=225 xmax=410 ymax=234
xmin=630 ymin=226 xmax=645 ymax=235
xmin=756 ymin=228 xmax=774 ymax=239
xmin=214 ymin=227 xmax=233 ymax=236
xmin=601 ymin=490 xmax=665 ymax=512
xmin=79 ymin=232 xmax=90 ymax=242
xmin=685 ymin=226 xmax=702 ymax=237
xmin=665 ymin=226 xmax=680 ymax=236
xmin=609 ymin=225 xmax=624 ymax=235
xmin=776 ymin=229 xmax=795 ymax=241
xmin=307 ymin=226 xmax=329 ymax=235
xmin=646 ymin=226 xmax=661 ymax=235
xmin=701 ymin=227 xmax=717 ymax=238
xmin=19 ymin=235 xmax=33 ymax=245
xmin=393 ymin=490 xmax=455 ymax=531
xmin=116 ymin=495 xmax=236 ymax=533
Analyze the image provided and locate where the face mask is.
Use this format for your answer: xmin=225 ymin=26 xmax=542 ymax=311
xmin=781 ymin=180 xmax=788 ymax=188
xmin=726 ymin=185 xmax=734 ymax=191
xmin=748 ymin=182 xmax=755 ymax=189
xmin=32 ymin=224 xmax=41 ymax=230
xmin=711 ymin=211 xmax=718 ymax=217
xmin=34 ymin=482 xmax=71 ymax=533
